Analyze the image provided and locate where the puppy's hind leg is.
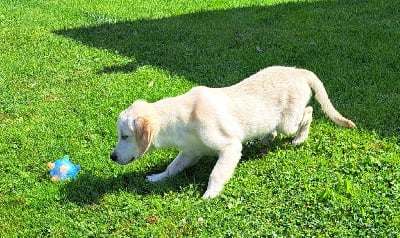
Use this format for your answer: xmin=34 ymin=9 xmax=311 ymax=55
xmin=202 ymin=141 xmax=242 ymax=199
xmin=293 ymin=106 xmax=313 ymax=145
xmin=147 ymin=151 xmax=200 ymax=182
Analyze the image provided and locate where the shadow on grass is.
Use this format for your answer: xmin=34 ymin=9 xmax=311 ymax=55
xmin=55 ymin=2 xmax=399 ymax=132
xmin=61 ymin=139 xmax=288 ymax=205
xmin=60 ymin=157 xmax=215 ymax=205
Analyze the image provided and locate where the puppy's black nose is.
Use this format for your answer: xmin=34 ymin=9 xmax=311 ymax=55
xmin=110 ymin=152 xmax=118 ymax=161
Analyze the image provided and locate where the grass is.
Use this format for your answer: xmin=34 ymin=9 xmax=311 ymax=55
xmin=0 ymin=0 xmax=399 ymax=236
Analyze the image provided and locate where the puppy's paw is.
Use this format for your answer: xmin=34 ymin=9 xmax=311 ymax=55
xmin=146 ymin=172 xmax=167 ymax=182
xmin=292 ymin=138 xmax=303 ymax=145
xmin=202 ymin=189 xmax=220 ymax=199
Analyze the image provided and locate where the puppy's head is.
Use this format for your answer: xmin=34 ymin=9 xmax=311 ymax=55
xmin=110 ymin=101 xmax=156 ymax=165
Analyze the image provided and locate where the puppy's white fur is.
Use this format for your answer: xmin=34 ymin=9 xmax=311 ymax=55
xmin=110 ymin=66 xmax=356 ymax=198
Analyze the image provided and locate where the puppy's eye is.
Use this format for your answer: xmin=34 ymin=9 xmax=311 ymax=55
xmin=121 ymin=135 xmax=128 ymax=140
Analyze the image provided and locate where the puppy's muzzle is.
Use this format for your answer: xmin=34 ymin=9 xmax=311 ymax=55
xmin=110 ymin=151 xmax=135 ymax=164
xmin=110 ymin=152 xmax=118 ymax=161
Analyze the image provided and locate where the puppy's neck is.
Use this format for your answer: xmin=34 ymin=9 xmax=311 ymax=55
xmin=152 ymin=97 xmax=190 ymax=149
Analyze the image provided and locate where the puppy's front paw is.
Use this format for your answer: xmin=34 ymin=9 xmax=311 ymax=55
xmin=202 ymin=189 xmax=220 ymax=199
xmin=146 ymin=172 xmax=167 ymax=182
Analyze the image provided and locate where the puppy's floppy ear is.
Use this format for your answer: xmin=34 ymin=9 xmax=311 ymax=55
xmin=134 ymin=117 xmax=154 ymax=158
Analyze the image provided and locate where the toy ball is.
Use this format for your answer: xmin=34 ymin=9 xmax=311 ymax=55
xmin=47 ymin=155 xmax=81 ymax=181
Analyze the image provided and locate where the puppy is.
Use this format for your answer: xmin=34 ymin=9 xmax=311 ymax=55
xmin=110 ymin=66 xmax=356 ymax=198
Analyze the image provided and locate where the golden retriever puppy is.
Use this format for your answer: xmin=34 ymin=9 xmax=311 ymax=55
xmin=110 ymin=66 xmax=356 ymax=198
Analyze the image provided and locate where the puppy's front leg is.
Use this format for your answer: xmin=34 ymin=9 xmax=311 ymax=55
xmin=147 ymin=151 xmax=199 ymax=182
xmin=202 ymin=142 xmax=242 ymax=199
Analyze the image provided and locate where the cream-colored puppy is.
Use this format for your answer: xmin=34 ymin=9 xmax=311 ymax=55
xmin=110 ymin=66 xmax=356 ymax=198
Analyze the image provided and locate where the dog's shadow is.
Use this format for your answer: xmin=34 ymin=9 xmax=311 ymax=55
xmin=61 ymin=139 xmax=286 ymax=205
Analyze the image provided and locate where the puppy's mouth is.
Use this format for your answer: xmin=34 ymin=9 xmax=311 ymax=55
xmin=117 ymin=157 xmax=135 ymax=165
xmin=127 ymin=156 xmax=135 ymax=163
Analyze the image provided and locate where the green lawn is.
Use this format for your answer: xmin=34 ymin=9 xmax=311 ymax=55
xmin=1 ymin=0 xmax=399 ymax=236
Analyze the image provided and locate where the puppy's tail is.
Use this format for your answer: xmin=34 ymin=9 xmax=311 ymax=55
xmin=307 ymin=71 xmax=356 ymax=128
